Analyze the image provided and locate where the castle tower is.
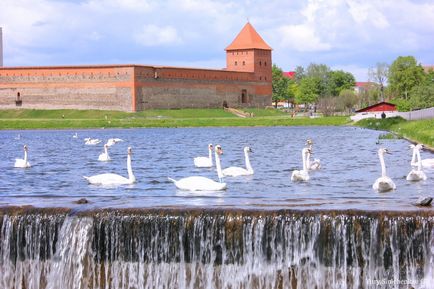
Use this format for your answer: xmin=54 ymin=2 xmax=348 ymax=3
xmin=225 ymin=22 xmax=272 ymax=82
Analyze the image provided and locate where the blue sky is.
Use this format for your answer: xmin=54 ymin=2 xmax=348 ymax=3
xmin=1 ymin=0 xmax=433 ymax=81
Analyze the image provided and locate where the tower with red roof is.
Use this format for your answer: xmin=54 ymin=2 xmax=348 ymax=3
xmin=225 ymin=22 xmax=272 ymax=82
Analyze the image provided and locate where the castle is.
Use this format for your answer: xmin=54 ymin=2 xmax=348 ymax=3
xmin=0 ymin=23 xmax=272 ymax=112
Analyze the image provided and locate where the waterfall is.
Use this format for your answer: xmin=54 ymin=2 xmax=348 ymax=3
xmin=1 ymin=208 xmax=433 ymax=289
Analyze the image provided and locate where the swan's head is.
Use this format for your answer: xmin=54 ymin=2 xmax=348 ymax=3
xmin=215 ymin=145 xmax=223 ymax=155
xmin=208 ymin=144 xmax=213 ymax=150
xmin=104 ymin=144 xmax=108 ymax=148
xmin=23 ymin=145 xmax=28 ymax=151
xmin=378 ymin=148 xmax=391 ymax=155
xmin=244 ymin=146 xmax=253 ymax=153
xmin=128 ymin=147 xmax=132 ymax=155
xmin=416 ymin=144 xmax=424 ymax=150
xmin=306 ymin=139 xmax=313 ymax=146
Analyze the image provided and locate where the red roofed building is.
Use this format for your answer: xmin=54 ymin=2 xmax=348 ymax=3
xmin=355 ymin=102 xmax=396 ymax=113
xmin=283 ymin=71 xmax=296 ymax=79
xmin=351 ymin=102 xmax=398 ymax=121
xmin=225 ymin=22 xmax=272 ymax=82
xmin=354 ymin=82 xmax=377 ymax=95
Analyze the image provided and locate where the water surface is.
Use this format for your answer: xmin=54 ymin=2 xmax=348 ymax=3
xmin=1 ymin=126 xmax=433 ymax=211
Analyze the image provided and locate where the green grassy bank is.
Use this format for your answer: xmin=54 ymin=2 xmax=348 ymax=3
xmin=355 ymin=117 xmax=434 ymax=148
xmin=0 ymin=109 xmax=349 ymax=130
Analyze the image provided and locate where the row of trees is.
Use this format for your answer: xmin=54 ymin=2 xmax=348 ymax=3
xmin=273 ymin=56 xmax=434 ymax=115
xmin=272 ymin=63 xmax=357 ymax=115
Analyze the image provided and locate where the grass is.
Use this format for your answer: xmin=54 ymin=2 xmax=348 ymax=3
xmin=355 ymin=116 xmax=434 ymax=148
xmin=0 ymin=109 xmax=349 ymax=129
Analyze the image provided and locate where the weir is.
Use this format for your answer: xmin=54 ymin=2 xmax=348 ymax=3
xmin=0 ymin=207 xmax=433 ymax=289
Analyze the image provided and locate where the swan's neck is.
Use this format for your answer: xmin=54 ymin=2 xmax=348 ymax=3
xmin=104 ymin=146 xmax=109 ymax=155
xmin=24 ymin=150 xmax=28 ymax=163
xmin=416 ymin=149 xmax=422 ymax=171
xmin=208 ymin=148 xmax=213 ymax=161
xmin=411 ymin=147 xmax=417 ymax=165
xmin=306 ymin=151 xmax=311 ymax=168
xmin=302 ymin=149 xmax=308 ymax=172
xmin=215 ymin=151 xmax=224 ymax=182
xmin=379 ymin=152 xmax=387 ymax=177
xmin=244 ymin=151 xmax=253 ymax=173
xmin=127 ymin=154 xmax=135 ymax=182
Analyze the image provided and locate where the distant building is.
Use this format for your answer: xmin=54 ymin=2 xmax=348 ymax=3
xmin=0 ymin=23 xmax=272 ymax=112
xmin=354 ymin=82 xmax=377 ymax=95
xmin=351 ymin=101 xmax=398 ymax=121
xmin=423 ymin=65 xmax=434 ymax=73
xmin=283 ymin=71 xmax=295 ymax=79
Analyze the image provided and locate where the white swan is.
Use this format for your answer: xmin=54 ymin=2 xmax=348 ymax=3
xmin=306 ymin=139 xmax=321 ymax=170
xmin=73 ymin=133 xmax=78 ymax=138
xmin=84 ymin=147 xmax=136 ymax=186
xmin=194 ymin=144 xmax=213 ymax=168
xmin=373 ymin=148 xmax=396 ymax=192
xmin=291 ymin=147 xmax=310 ymax=182
xmin=106 ymin=138 xmax=124 ymax=147
xmin=14 ymin=145 xmax=31 ymax=168
xmin=98 ymin=144 xmax=111 ymax=162
xmin=222 ymin=146 xmax=254 ymax=177
xmin=84 ymin=138 xmax=102 ymax=145
xmin=410 ymin=144 xmax=434 ymax=169
xmin=169 ymin=145 xmax=227 ymax=191
xmin=407 ymin=145 xmax=427 ymax=181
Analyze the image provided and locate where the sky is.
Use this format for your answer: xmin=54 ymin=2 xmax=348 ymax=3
xmin=0 ymin=0 xmax=433 ymax=81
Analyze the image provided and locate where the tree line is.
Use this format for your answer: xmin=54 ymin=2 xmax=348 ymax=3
xmin=272 ymin=56 xmax=434 ymax=115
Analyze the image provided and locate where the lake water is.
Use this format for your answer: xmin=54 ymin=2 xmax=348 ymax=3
xmin=0 ymin=126 xmax=433 ymax=211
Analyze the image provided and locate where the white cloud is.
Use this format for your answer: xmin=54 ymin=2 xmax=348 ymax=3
xmin=331 ymin=64 xmax=370 ymax=82
xmin=86 ymin=0 xmax=153 ymax=12
xmin=278 ymin=24 xmax=331 ymax=52
xmin=134 ymin=25 xmax=182 ymax=46
xmin=0 ymin=0 xmax=433 ymax=73
xmin=347 ymin=0 xmax=389 ymax=29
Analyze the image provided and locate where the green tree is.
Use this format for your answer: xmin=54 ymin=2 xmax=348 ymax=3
xmin=295 ymin=77 xmax=320 ymax=109
xmin=329 ymin=70 xmax=356 ymax=96
xmin=306 ymin=63 xmax=331 ymax=98
xmin=294 ymin=66 xmax=305 ymax=84
xmin=339 ymin=89 xmax=358 ymax=114
xmin=279 ymin=78 xmax=297 ymax=108
xmin=368 ymin=62 xmax=389 ymax=101
xmin=408 ymin=84 xmax=434 ymax=109
xmin=388 ymin=56 xmax=425 ymax=99
xmin=272 ymin=64 xmax=290 ymax=108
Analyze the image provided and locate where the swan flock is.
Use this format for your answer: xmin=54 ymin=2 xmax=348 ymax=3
xmin=12 ymin=134 xmax=431 ymax=193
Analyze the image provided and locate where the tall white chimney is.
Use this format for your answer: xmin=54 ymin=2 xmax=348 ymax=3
xmin=0 ymin=27 xmax=3 ymax=67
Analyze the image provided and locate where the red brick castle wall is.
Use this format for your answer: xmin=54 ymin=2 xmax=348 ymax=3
xmin=0 ymin=23 xmax=272 ymax=112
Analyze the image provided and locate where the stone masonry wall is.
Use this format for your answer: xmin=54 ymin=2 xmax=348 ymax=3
xmin=0 ymin=65 xmax=272 ymax=112
xmin=0 ymin=66 xmax=134 ymax=111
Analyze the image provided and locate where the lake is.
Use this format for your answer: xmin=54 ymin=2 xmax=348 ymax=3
xmin=1 ymin=126 xmax=433 ymax=211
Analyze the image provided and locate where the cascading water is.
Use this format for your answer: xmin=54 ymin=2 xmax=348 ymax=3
xmin=0 ymin=208 xmax=433 ymax=289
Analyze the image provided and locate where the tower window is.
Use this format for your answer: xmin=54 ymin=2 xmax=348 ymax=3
xmin=259 ymin=61 xmax=262 ymax=66
xmin=264 ymin=61 xmax=267 ymax=66
xmin=242 ymin=61 xmax=245 ymax=66
xmin=235 ymin=61 xmax=238 ymax=66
